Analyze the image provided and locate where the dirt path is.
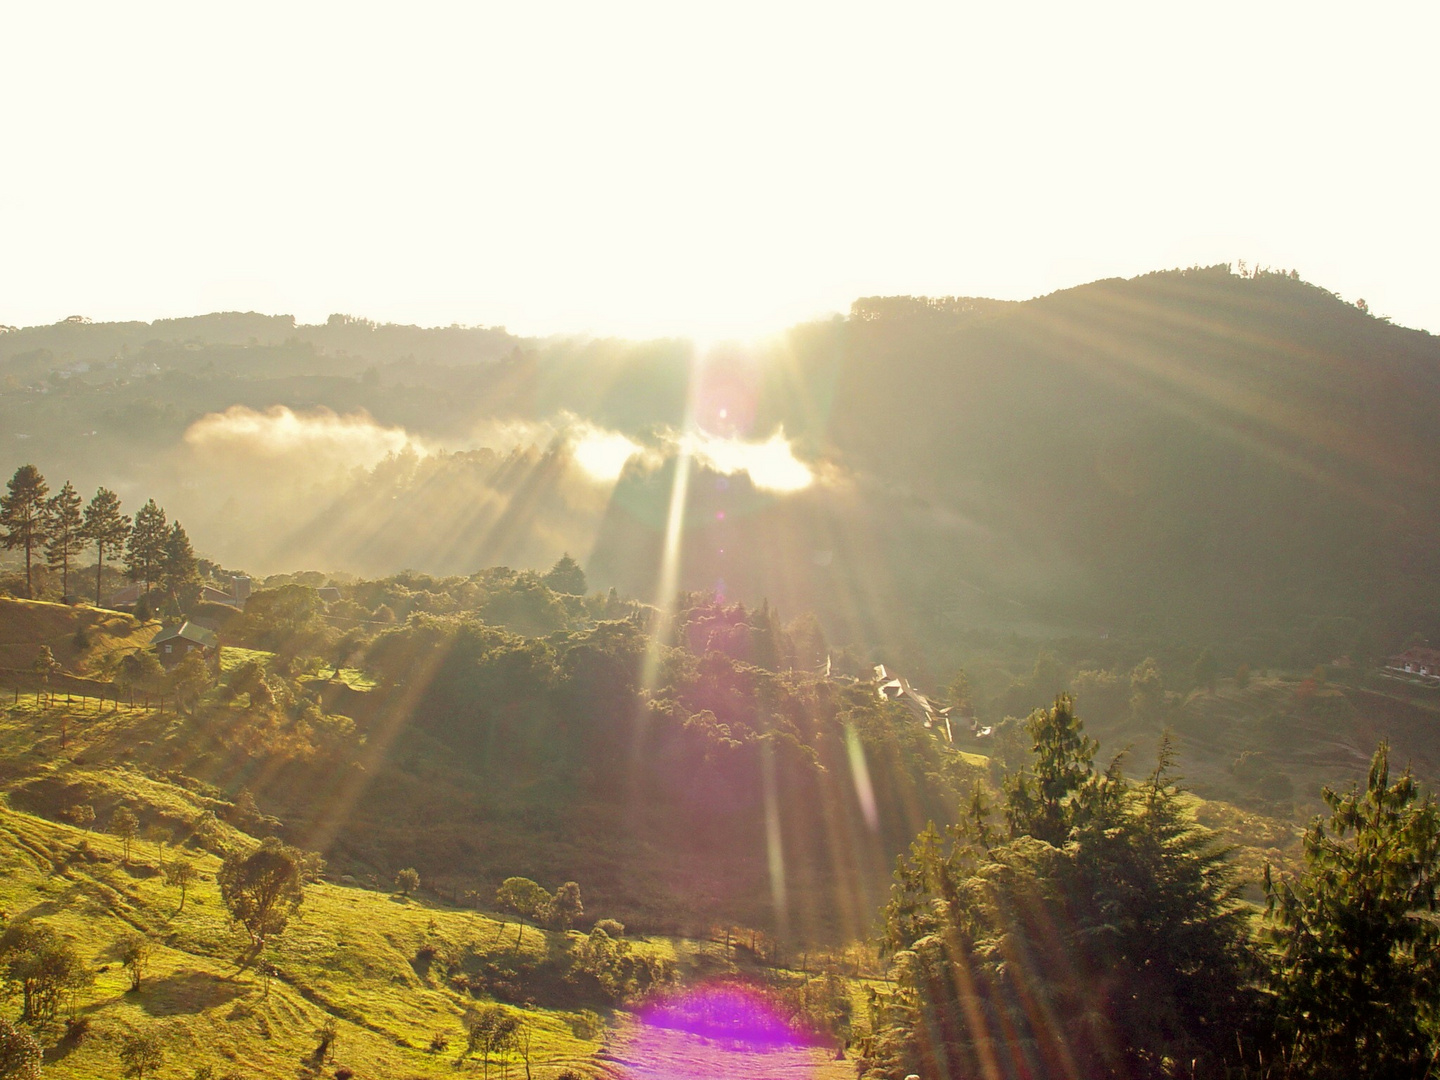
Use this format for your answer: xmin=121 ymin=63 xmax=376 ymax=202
xmin=603 ymin=1020 xmax=855 ymax=1080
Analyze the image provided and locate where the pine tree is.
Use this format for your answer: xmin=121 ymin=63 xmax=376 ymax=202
xmin=125 ymin=499 xmax=167 ymax=593
xmin=0 ymin=465 xmax=50 ymax=598
xmin=868 ymin=701 xmax=1256 ymax=1080
xmin=44 ymin=480 xmax=85 ymax=599
xmin=1265 ymin=741 xmax=1440 ymax=1078
xmin=162 ymin=520 xmax=198 ymax=602
xmin=542 ymin=552 xmax=587 ymax=595
xmin=81 ymin=487 xmax=131 ymax=606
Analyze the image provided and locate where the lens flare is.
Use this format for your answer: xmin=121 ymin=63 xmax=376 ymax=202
xmin=615 ymin=982 xmax=830 ymax=1080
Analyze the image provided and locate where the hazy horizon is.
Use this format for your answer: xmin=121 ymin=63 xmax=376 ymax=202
xmin=4 ymin=2 xmax=1438 ymax=340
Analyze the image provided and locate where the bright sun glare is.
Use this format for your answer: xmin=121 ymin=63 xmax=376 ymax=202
xmin=571 ymin=429 xmax=644 ymax=482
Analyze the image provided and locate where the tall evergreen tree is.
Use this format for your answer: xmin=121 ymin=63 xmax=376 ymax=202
xmin=0 ymin=465 xmax=50 ymax=598
xmin=125 ymin=499 xmax=167 ymax=593
xmin=81 ymin=488 xmax=131 ymax=606
xmin=868 ymin=700 xmax=1256 ymax=1080
xmin=162 ymin=520 xmax=198 ymax=601
xmin=542 ymin=552 xmax=587 ymax=595
xmin=1265 ymin=741 xmax=1440 ymax=1079
xmin=44 ymin=480 xmax=85 ymax=599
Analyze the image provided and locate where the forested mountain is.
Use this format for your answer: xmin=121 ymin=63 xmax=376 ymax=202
xmin=4 ymin=266 xmax=1438 ymax=671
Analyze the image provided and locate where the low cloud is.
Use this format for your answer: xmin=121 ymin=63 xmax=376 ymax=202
xmin=184 ymin=405 xmax=423 ymax=471
xmin=681 ymin=427 xmax=814 ymax=493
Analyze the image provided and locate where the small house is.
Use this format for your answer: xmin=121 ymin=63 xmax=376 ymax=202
xmin=151 ymin=621 xmax=219 ymax=667
xmin=1386 ymin=646 xmax=1440 ymax=681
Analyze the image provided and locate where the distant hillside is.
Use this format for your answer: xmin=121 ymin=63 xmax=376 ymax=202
xmin=3 ymin=266 xmax=1438 ymax=667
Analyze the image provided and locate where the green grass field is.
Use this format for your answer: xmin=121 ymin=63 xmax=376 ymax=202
xmin=0 ymin=804 xmax=616 ymax=1078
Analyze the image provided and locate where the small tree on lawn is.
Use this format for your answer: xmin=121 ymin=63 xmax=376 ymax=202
xmin=166 ymin=652 xmax=213 ymax=716
xmin=118 ymin=1030 xmax=164 ymax=1080
xmin=66 ymin=803 xmax=95 ymax=831
xmin=548 ymin=881 xmax=583 ymax=931
xmin=32 ymin=645 xmax=59 ymax=706
xmin=463 ymin=1004 xmax=518 ymax=1079
xmin=115 ymin=931 xmax=153 ymax=991
xmin=496 ymin=877 xmax=551 ymax=947
xmin=217 ymin=837 xmax=307 ymax=950
xmin=0 ymin=922 xmax=89 ymax=1022
xmin=165 ymin=857 xmax=196 ymax=912
xmin=112 ymin=806 xmax=139 ymax=863
xmin=395 ymin=867 xmax=420 ymax=898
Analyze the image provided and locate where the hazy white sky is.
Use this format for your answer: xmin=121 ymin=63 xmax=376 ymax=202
xmin=3 ymin=1 xmax=1436 ymax=339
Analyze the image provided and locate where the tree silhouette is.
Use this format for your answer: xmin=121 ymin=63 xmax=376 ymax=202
xmin=542 ymin=553 xmax=587 ymax=595
xmin=44 ymin=480 xmax=85 ymax=599
xmin=0 ymin=465 xmax=50 ymax=598
xmin=111 ymin=807 xmax=139 ymax=863
xmin=31 ymin=645 xmax=59 ymax=706
xmin=218 ymin=837 xmax=307 ymax=947
xmin=165 ymin=856 xmax=196 ymax=912
xmin=162 ymin=520 xmax=198 ymax=604
xmin=125 ymin=499 xmax=167 ymax=595
xmin=81 ymin=487 xmax=131 ymax=606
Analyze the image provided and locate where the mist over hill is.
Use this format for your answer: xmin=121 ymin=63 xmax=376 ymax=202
xmin=4 ymin=265 xmax=1438 ymax=670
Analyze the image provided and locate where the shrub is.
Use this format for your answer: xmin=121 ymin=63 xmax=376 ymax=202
xmin=594 ymin=918 xmax=625 ymax=938
xmin=0 ymin=1017 xmax=42 ymax=1080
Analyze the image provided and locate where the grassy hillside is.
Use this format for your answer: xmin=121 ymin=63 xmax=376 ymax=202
xmin=0 ymin=803 xmax=605 ymax=1078
xmin=0 ymin=783 xmax=859 ymax=1079
xmin=0 ymin=599 xmax=154 ymax=683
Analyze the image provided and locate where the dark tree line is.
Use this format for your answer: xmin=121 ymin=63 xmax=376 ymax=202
xmin=0 ymin=463 xmax=197 ymax=607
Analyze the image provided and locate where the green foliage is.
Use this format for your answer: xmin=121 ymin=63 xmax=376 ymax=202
xmin=81 ymin=487 xmax=131 ymax=605
xmin=162 ymin=520 xmax=199 ymax=602
xmin=234 ymin=584 xmax=328 ymax=653
xmin=0 ymin=465 xmax=49 ymax=598
xmin=117 ymin=1030 xmax=163 ymax=1080
xmin=1002 ymin=694 xmax=1097 ymax=845
xmin=0 ymin=1017 xmax=42 ymax=1080
xmin=542 ymin=553 xmax=587 ymax=595
xmin=395 ymin=867 xmax=420 ymax=897
xmin=115 ymin=930 xmax=153 ymax=990
xmin=1129 ymin=656 xmax=1164 ymax=719
xmin=114 ymin=649 xmax=164 ymax=695
xmin=111 ymin=805 xmax=139 ymax=862
xmin=44 ymin=480 xmax=85 ymax=597
xmin=496 ymin=877 xmax=550 ymax=923
xmin=164 ymin=652 xmax=213 ymax=714
xmin=217 ymin=837 xmax=307 ymax=946
xmin=0 ymin=921 xmax=90 ymax=1023
xmin=125 ymin=499 xmax=167 ymax=589
xmin=871 ymin=703 xmax=1255 ymax=1080
xmin=463 ymin=1004 xmax=520 ymax=1075
xmin=548 ymin=881 xmax=583 ymax=930
xmin=1264 ymin=741 xmax=1440 ymax=1078
xmin=165 ymin=856 xmax=196 ymax=911
xmin=31 ymin=645 xmax=58 ymax=685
